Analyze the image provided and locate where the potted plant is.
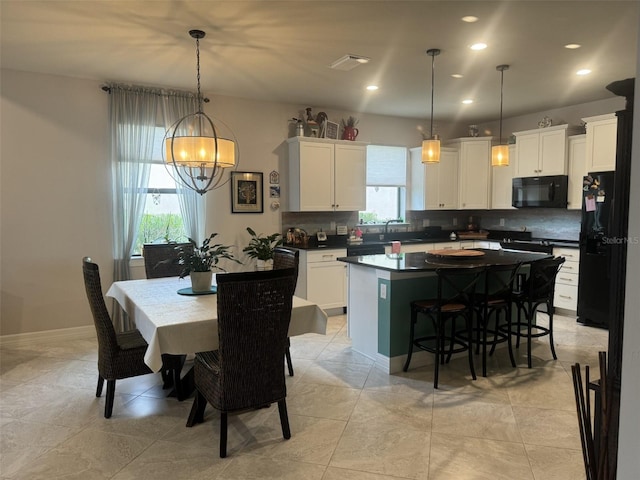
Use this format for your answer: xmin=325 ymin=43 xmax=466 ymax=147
xmin=176 ymin=233 xmax=241 ymax=292
xmin=340 ymin=116 xmax=359 ymax=141
xmin=242 ymin=227 xmax=283 ymax=270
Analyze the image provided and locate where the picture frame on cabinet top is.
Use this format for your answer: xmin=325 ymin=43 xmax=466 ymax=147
xmin=324 ymin=121 xmax=339 ymax=140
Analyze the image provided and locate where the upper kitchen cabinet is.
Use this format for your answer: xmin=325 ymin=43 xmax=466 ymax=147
xmin=567 ymin=134 xmax=587 ymax=210
xmin=514 ymin=124 xmax=574 ymax=177
xmin=582 ymin=113 xmax=617 ymax=172
xmin=491 ymin=144 xmax=517 ymax=209
xmin=448 ymin=137 xmax=492 ymax=209
xmin=287 ymin=137 xmax=366 ymax=211
xmin=409 ymin=146 xmax=458 ymax=210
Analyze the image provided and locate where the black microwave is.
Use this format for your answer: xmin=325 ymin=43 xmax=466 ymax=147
xmin=512 ymin=175 xmax=568 ymax=208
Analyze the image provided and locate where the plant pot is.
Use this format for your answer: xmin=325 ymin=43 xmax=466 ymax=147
xmin=256 ymin=259 xmax=274 ymax=271
xmin=190 ymin=270 xmax=213 ymax=293
xmin=342 ymin=126 xmax=359 ymax=141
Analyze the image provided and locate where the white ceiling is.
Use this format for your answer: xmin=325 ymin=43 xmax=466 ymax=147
xmin=1 ymin=1 xmax=638 ymax=122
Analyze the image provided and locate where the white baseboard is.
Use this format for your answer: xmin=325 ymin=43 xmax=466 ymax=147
xmin=0 ymin=325 xmax=95 ymax=347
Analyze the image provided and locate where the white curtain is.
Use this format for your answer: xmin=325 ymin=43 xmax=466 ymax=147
xmin=109 ymin=84 xmax=160 ymax=331
xmin=161 ymin=92 xmax=206 ymax=242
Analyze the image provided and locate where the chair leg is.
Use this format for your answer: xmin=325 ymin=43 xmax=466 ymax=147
xmin=186 ymin=391 xmax=207 ymax=427
xmin=104 ymin=379 xmax=116 ymax=418
xmin=481 ymin=312 xmax=488 ymax=377
xmin=505 ymin=306 xmax=516 ymax=368
xmin=466 ymin=313 xmax=477 ymax=381
xmin=548 ymin=301 xmax=558 ymax=360
xmin=403 ymin=309 xmax=418 ymax=372
xmin=96 ymin=374 xmax=104 ymax=397
xmin=278 ymin=399 xmax=292 ymax=439
xmin=219 ymin=412 xmax=228 ymax=458
xmin=434 ymin=316 xmax=442 ymax=389
xmin=285 ymin=338 xmax=294 ymax=377
xmin=161 ymin=368 xmax=173 ymax=389
xmin=527 ymin=305 xmax=533 ymax=369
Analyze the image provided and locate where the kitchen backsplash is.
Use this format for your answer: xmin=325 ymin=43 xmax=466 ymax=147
xmin=283 ymin=208 xmax=581 ymax=241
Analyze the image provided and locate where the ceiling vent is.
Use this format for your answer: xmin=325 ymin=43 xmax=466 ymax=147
xmin=329 ymin=54 xmax=370 ymax=71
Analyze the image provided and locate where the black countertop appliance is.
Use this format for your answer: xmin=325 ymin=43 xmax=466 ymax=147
xmin=577 ymin=171 xmax=615 ymax=328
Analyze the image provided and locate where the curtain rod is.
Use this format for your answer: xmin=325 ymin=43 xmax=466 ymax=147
xmin=100 ymin=85 xmax=210 ymax=103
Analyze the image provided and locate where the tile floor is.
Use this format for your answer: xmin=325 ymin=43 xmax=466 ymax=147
xmin=0 ymin=312 xmax=608 ymax=479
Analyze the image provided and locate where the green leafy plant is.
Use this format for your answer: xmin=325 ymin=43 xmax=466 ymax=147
xmin=176 ymin=233 xmax=241 ymax=278
xmin=242 ymin=227 xmax=283 ymax=261
xmin=341 ymin=116 xmax=359 ymax=128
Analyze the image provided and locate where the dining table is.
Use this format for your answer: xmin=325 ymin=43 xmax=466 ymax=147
xmin=105 ymin=275 xmax=328 ymax=373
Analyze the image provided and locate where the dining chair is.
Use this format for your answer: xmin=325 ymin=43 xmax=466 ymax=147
xmin=273 ymin=246 xmax=300 ymax=376
xmin=142 ymin=242 xmax=193 ymax=278
xmin=82 ymin=257 xmax=177 ymax=417
xmin=186 ymin=268 xmax=297 ymax=458
xmin=403 ymin=266 xmax=485 ymax=389
xmin=142 ymin=242 xmax=191 ymax=397
xmin=506 ymin=256 xmax=566 ymax=368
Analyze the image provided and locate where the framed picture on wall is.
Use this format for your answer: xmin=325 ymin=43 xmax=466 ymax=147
xmin=231 ymin=171 xmax=263 ymax=213
xmin=324 ymin=121 xmax=339 ymax=140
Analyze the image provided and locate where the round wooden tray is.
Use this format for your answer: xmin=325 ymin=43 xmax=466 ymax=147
xmin=427 ymin=249 xmax=485 ymax=258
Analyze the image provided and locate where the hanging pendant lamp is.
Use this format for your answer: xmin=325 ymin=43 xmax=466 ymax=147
xmin=422 ymin=48 xmax=441 ymax=164
xmin=164 ymin=30 xmax=238 ymax=195
xmin=491 ymin=64 xmax=510 ymax=167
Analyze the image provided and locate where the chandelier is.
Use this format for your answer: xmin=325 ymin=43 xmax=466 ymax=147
xmin=164 ymin=30 xmax=238 ymax=195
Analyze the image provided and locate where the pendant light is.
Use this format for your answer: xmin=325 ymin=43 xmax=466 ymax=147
xmin=165 ymin=30 xmax=238 ymax=195
xmin=422 ymin=48 xmax=441 ymax=164
xmin=491 ymin=64 xmax=510 ymax=167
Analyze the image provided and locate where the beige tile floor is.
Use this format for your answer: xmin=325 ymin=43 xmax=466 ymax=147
xmin=0 ymin=312 xmax=608 ymax=479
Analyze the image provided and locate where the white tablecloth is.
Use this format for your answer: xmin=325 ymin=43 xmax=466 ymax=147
xmin=106 ymin=276 xmax=328 ymax=372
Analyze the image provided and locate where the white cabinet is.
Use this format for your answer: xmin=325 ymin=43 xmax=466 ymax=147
xmin=409 ymin=146 xmax=458 ymax=210
xmin=473 ymin=240 xmax=501 ymax=250
xmin=448 ymin=137 xmax=492 ymax=209
xmin=491 ymin=145 xmax=516 ymax=209
xmin=287 ymin=137 xmax=366 ymax=211
xmin=514 ymin=124 xmax=573 ymax=177
xmin=567 ymin=135 xmax=587 ymax=210
xmin=297 ymin=249 xmax=347 ymax=310
xmin=582 ymin=113 xmax=617 ymax=172
xmin=553 ymin=247 xmax=580 ymax=311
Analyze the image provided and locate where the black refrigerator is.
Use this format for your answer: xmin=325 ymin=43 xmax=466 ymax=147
xmin=577 ymin=171 xmax=615 ymax=328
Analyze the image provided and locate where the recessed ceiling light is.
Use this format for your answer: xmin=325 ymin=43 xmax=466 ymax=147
xmin=470 ymin=43 xmax=487 ymax=51
xmin=461 ymin=16 xmax=478 ymax=23
xmin=329 ymin=54 xmax=371 ymax=71
xmin=576 ymin=69 xmax=592 ymax=76
xmin=462 ymin=99 xmax=474 ymax=104
xmin=565 ymin=43 xmax=581 ymax=49
xmin=451 ymin=73 xmax=464 ymax=79
xmin=366 ymin=85 xmax=379 ymax=91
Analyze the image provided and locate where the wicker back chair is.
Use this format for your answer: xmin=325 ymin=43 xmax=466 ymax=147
xmin=141 ymin=243 xmax=190 ymax=396
xmin=186 ymin=268 xmax=297 ymax=458
xmin=82 ymin=257 xmax=152 ymax=418
xmin=142 ymin=242 xmax=193 ymax=279
xmin=273 ymin=247 xmax=300 ymax=376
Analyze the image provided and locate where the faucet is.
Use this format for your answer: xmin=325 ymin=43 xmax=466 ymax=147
xmin=384 ymin=219 xmax=403 ymax=234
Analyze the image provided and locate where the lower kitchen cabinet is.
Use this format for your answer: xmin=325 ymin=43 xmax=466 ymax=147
xmin=297 ymin=249 xmax=347 ymax=311
xmin=553 ymin=246 xmax=580 ymax=311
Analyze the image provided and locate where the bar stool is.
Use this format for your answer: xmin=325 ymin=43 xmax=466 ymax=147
xmin=508 ymin=256 xmax=566 ymax=368
xmin=472 ymin=262 xmax=522 ymax=376
xmin=403 ymin=266 xmax=485 ymax=389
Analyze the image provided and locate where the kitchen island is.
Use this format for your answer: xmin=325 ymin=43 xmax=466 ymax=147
xmin=338 ymin=249 xmax=551 ymax=373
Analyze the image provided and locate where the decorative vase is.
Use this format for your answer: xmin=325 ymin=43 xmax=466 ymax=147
xmin=190 ymin=270 xmax=213 ymax=293
xmin=342 ymin=126 xmax=359 ymax=141
xmin=256 ymin=259 xmax=274 ymax=271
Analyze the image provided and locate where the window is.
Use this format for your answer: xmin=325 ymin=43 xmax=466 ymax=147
xmin=133 ymin=126 xmax=187 ymax=255
xmin=359 ymin=145 xmax=407 ymax=224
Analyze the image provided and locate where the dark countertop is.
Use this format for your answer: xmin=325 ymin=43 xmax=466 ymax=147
xmin=338 ymin=249 xmax=551 ymax=273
